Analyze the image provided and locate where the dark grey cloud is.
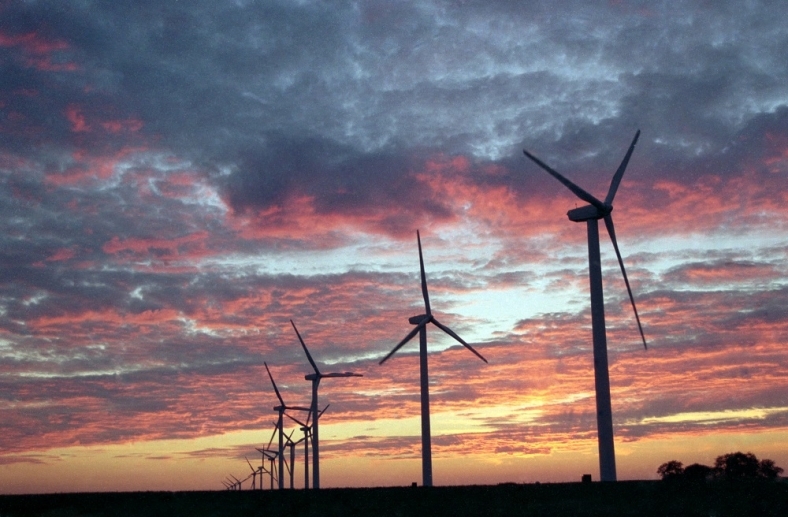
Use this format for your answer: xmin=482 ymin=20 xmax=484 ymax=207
xmin=4 ymin=0 xmax=786 ymax=221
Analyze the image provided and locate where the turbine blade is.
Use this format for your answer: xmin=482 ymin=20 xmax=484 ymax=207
xmin=246 ymin=456 xmax=255 ymax=473
xmin=283 ymin=405 xmax=312 ymax=412
xmin=605 ymin=130 xmax=640 ymax=205
xmin=264 ymin=362 xmax=285 ymax=406
xmin=417 ymin=230 xmax=431 ymax=316
xmin=431 ymin=317 xmax=488 ymax=363
xmin=291 ymin=319 xmax=321 ymax=375
xmin=523 ymin=149 xmax=605 ymax=210
xmin=319 ymin=403 xmax=330 ymax=417
xmin=603 ymin=215 xmax=647 ymax=349
xmin=267 ymin=425 xmax=277 ymax=449
xmin=379 ymin=320 xmax=426 ymax=365
xmin=283 ymin=429 xmax=296 ymax=448
xmin=285 ymin=412 xmax=307 ymax=428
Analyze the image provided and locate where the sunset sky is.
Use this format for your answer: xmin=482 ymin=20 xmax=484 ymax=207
xmin=2 ymin=0 xmax=788 ymax=494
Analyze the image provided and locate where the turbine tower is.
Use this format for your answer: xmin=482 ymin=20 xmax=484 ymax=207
xmin=264 ymin=362 xmax=311 ymax=489
xmin=523 ymin=130 xmax=647 ymax=482
xmin=291 ymin=320 xmax=362 ymax=489
xmin=379 ymin=230 xmax=488 ymax=487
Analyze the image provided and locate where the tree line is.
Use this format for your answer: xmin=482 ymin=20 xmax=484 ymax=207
xmin=658 ymin=451 xmax=783 ymax=481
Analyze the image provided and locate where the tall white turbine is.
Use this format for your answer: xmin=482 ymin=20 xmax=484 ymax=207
xmin=290 ymin=320 xmax=362 ymax=490
xmin=379 ymin=230 xmax=488 ymax=487
xmin=264 ymin=362 xmax=311 ymax=489
xmin=523 ymin=130 xmax=647 ymax=482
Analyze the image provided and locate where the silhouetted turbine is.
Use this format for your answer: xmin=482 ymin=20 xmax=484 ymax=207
xmin=229 ymin=474 xmax=243 ymax=490
xmin=256 ymin=447 xmax=277 ymax=489
xmin=523 ymin=130 xmax=647 ymax=482
xmin=286 ymin=404 xmax=328 ymax=490
xmin=245 ymin=457 xmax=259 ymax=490
xmin=282 ymin=429 xmax=298 ymax=489
xmin=379 ymin=230 xmax=488 ymax=487
xmin=291 ymin=320 xmax=362 ymax=489
xmin=264 ymin=362 xmax=311 ymax=490
xmin=257 ymin=426 xmax=280 ymax=490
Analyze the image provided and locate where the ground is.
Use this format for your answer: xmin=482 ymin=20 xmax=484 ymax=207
xmin=2 ymin=481 xmax=787 ymax=516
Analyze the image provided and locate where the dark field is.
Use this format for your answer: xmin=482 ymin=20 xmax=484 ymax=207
xmin=2 ymin=481 xmax=788 ymax=517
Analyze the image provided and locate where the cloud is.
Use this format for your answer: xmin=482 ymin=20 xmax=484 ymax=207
xmin=1 ymin=0 xmax=788 ymax=490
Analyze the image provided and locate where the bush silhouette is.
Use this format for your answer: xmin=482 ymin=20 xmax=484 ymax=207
xmin=683 ymin=463 xmax=713 ymax=481
xmin=658 ymin=452 xmax=782 ymax=482
xmin=714 ymin=452 xmax=784 ymax=480
xmin=657 ymin=460 xmax=684 ymax=480
xmin=757 ymin=459 xmax=784 ymax=479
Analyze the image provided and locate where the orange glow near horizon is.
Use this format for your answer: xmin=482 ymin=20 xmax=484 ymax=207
xmin=3 ymin=424 xmax=788 ymax=494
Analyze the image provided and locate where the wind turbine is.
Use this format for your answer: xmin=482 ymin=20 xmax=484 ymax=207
xmin=379 ymin=230 xmax=488 ymax=487
xmin=286 ymin=404 xmax=329 ymax=490
xmin=291 ymin=320 xmax=363 ymax=489
xmin=257 ymin=447 xmax=277 ymax=489
xmin=257 ymin=425 xmax=280 ymax=490
xmin=257 ymin=458 xmax=269 ymax=490
xmin=283 ymin=429 xmax=298 ymax=489
xmin=264 ymin=362 xmax=311 ymax=490
xmin=250 ymin=454 xmax=267 ymax=490
xmin=229 ymin=474 xmax=243 ymax=490
xmin=523 ymin=130 xmax=647 ymax=482
xmin=245 ymin=457 xmax=258 ymax=490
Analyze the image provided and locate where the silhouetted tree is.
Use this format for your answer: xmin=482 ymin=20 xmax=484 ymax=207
xmin=757 ymin=459 xmax=784 ymax=479
xmin=657 ymin=460 xmax=684 ymax=480
xmin=683 ymin=463 xmax=713 ymax=481
xmin=714 ymin=452 xmax=784 ymax=480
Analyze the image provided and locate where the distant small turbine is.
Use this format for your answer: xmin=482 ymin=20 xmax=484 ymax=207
xmin=264 ymin=362 xmax=311 ymax=490
xmin=257 ymin=426 xmax=279 ymax=489
xmin=245 ymin=457 xmax=257 ymax=489
xmin=251 ymin=454 xmax=266 ymax=490
xmin=379 ymin=230 xmax=488 ymax=487
xmin=291 ymin=320 xmax=362 ymax=489
xmin=523 ymin=130 xmax=647 ymax=482
xmin=256 ymin=447 xmax=277 ymax=489
xmin=229 ymin=474 xmax=243 ymax=490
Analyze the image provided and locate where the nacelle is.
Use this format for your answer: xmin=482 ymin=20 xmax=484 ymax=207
xmin=567 ymin=204 xmax=611 ymax=222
